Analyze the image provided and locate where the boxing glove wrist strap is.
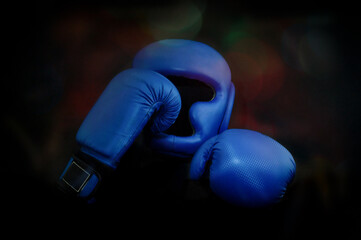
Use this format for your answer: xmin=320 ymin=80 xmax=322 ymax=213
xmin=57 ymin=152 xmax=112 ymax=199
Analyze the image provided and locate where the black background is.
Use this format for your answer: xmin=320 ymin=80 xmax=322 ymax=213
xmin=3 ymin=0 xmax=360 ymax=237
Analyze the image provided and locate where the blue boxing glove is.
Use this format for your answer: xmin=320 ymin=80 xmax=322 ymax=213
xmin=189 ymin=129 xmax=296 ymax=207
xmin=58 ymin=68 xmax=181 ymax=198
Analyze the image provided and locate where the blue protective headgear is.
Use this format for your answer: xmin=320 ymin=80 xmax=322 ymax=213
xmin=133 ymin=39 xmax=235 ymax=157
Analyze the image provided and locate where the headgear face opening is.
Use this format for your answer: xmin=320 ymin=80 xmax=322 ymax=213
xmin=133 ymin=39 xmax=235 ymax=157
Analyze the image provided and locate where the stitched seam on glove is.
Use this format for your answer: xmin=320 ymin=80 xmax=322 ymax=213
xmin=202 ymin=136 xmax=219 ymax=178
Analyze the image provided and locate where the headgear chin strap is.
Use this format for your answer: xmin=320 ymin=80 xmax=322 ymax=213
xmin=133 ymin=39 xmax=235 ymax=157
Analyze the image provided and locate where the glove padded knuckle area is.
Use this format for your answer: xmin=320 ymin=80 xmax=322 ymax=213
xmin=76 ymin=68 xmax=181 ymax=167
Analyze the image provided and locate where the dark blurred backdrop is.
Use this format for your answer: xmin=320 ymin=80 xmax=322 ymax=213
xmin=3 ymin=0 xmax=360 ymax=237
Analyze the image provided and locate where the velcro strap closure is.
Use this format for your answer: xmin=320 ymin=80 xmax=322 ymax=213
xmin=58 ymin=154 xmax=100 ymax=198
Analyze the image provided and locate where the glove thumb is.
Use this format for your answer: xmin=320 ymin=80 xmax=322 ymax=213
xmin=189 ymin=135 xmax=218 ymax=180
